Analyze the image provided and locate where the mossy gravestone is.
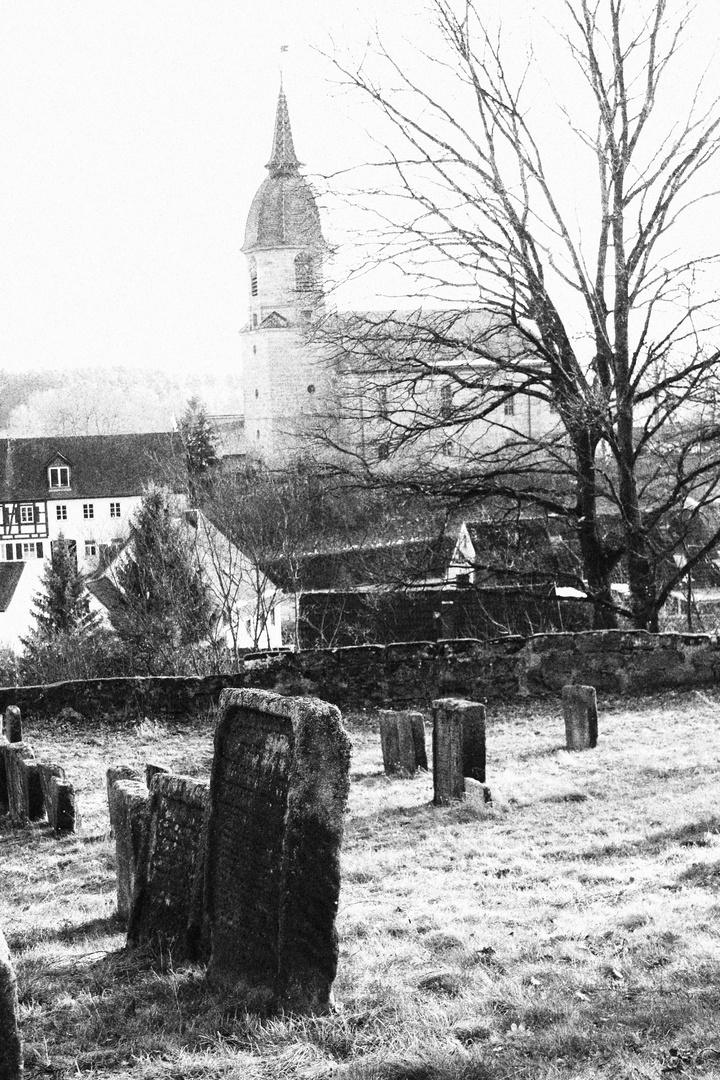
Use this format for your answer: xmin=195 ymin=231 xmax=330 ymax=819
xmin=127 ymin=773 xmax=210 ymax=961
xmin=2 ymin=744 xmax=42 ymax=827
xmin=3 ymin=706 xmax=21 ymax=744
xmin=0 ymin=929 xmax=22 ymax=1080
xmin=106 ymin=767 xmax=149 ymax=923
xmin=378 ymin=710 xmax=428 ymax=775
xmin=562 ymin=685 xmax=598 ymax=751
xmin=432 ymin=698 xmax=486 ymax=806
xmin=204 ymin=688 xmax=351 ymax=1014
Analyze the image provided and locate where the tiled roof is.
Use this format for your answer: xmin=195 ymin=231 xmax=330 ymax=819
xmin=0 ymin=563 xmax=24 ymax=612
xmin=0 ymin=432 xmax=185 ymax=502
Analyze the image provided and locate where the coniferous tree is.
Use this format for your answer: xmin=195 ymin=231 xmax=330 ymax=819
xmin=30 ymin=537 xmax=92 ymax=637
xmin=179 ymin=397 xmax=218 ymax=504
xmin=112 ymin=485 xmax=214 ymax=673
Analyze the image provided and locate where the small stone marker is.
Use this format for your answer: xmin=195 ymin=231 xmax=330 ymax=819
xmin=127 ymin=773 xmax=210 ymax=961
xmin=3 ymin=707 xmax=21 ymax=744
xmin=562 ymin=685 xmax=598 ymax=751
xmin=205 ymin=688 xmax=351 ymax=1013
xmin=2 ymin=744 xmax=42 ymax=827
xmin=106 ymin=767 xmax=149 ymax=923
xmin=0 ymin=929 xmax=23 ymax=1080
xmin=432 ymin=698 xmax=486 ymax=806
xmin=378 ymin=709 xmax=428 ymax=775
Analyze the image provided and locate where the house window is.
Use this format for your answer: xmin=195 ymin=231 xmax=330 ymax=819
xmin=83 ymin=503 xmax=94 ymax=519
xmin=252 ymin=314 xmax=258 ymax=328
xmin=56 ymin=504 xmax=67 ymax=521
xmin=110 ymin=502 xmax=121 ymax=518
xmin=49 ymin=466 xmax=70 ymax=489
xmin=85 ymin=540 xmax=97 ymax=558
xmin=294 ymin=252 xmax=316 ymax=292
xmin=19 ymin=505 xmax=34 ymax=524
xmin=504 ymin=397 xmax=515 ymax=416
xmin=378 ymin=386 xmax=389 ymax=420
xmin=441 ymin=439 xmax=455 ymax=457
xmin=440 ymin=384 xmax=452 ymax=419
xmin=21 ymin=542 xmax=42 ymax=559
xmin=5 ymin=544 xmax=13 ymax=560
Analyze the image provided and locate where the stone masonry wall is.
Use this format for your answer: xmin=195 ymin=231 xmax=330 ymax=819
xmin=2 ymin=631 xmax=720 ymax=719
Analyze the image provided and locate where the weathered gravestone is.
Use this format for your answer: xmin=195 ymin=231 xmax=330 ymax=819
xmin=204 ymin=688 xmax=351 ymax=1013
xmin=562 ymin=685 xmax=598 ymax=751
xmin=106 ymin=767 xmax=149 ymax=923
xmin=127 ymin=773 xmax=210 ymax=961
xmin=2 ymin=744 xmax=43 ymax=827
xmin=378 ymin=710 xmax=428 ymax=775
xmin=3 ymin=707 xmax=21 ymax=744
xmin=432 ymin=698 xmax=486 ymax=806
xmin=0 ymin=929 xmax=22 ymax=1080
xmin=37 ymin=764 xmax=77 ymax=833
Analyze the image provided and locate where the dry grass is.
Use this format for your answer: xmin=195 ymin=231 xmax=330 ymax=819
xmin=3 ymin=691 xmax=720 ymax=1078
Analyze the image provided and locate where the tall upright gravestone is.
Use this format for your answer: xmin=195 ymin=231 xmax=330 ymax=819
xmin=562 ymin=685 xmax=598 ymax=751
xmin=432 ymin=698 xmax=486 ymax=806
xmin=378 ymin=710 xmax=428 ymax=775
xmin=204 ymin=688 xmax=351 ymax=1014
xmin=0 ymin=929 xmax=22 ymax=1080
xmin=127 ymin=773 xmax=210 ymax=961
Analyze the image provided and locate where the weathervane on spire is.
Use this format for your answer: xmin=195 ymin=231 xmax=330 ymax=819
xmin=280 ymin=44 xmax=288 ymax=85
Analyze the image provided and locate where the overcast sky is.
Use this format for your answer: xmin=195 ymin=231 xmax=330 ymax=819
xmin=0 ymin=1 xmax=718 ymax=380
xmin=0 ymin=0 xmax=409 ymax=377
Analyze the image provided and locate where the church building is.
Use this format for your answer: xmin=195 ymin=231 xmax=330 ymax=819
xmin=238 ymin=87 xmax=558 ymax=469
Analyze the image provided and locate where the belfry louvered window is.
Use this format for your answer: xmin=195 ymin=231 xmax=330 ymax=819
xmin=294 ymin=253 xmax=315 ymax=292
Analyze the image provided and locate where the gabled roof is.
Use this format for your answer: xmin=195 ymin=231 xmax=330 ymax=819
xmin=0 ymin=432 xmax=185 ymax=502
xmin=265 ymin=533 xmax=466 ymax=593
xmin=0 ymin=563 xmax=24 ymax=612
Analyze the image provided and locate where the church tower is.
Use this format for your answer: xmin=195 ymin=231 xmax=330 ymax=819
xmin=241 ymin=87 xmax=329 ymax=459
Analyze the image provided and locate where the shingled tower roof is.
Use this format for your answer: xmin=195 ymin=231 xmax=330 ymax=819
xmin=244 ymin=86 xmax=324 ymax=252
xmin=266 ymin=89 xmax=300 ymax=175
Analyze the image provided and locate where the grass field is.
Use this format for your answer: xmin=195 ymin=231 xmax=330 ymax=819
xmin=3 ymin=690 xmax=720 ymax=1079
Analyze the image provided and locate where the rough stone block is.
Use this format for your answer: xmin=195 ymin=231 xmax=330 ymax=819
xmin=378 ymin=710 xmax=427 ymax=775
xmin=3 ymin=706 xmax=21 ymax=744
xmin=2 ymin=744 xmax=42 ymax=826
xmin=0 ymin=930 xmax=22 ymax=1080
xmin=432 ymin=698 xmax=486 ymax=806
xmin=205 ymin=688 xmax=351 ymax=1013
xmin=562 ymin=685 xmax=598 ymax=751
xmin=127 ymin=773 xmax=210 ymax=961
xmin=37 ymin=763 xmax=65 ymax=822
xmin=49 ymin=779 xmax=77 ymax=833
xmin=106 ymin=770 xmax=150 ymax=923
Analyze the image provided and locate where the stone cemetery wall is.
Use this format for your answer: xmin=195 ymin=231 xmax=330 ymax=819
xmin=4 ymin=631 xmax=720 ymax=720
xmin=0 ymin=930 xmax=22 ymax=1080
xmin=204 ymin=688 xmax=351 ymax=1013
xmin=0 ymin=673 xmax=247 ymax=725
xmin=127 ymin=773 xmax=210 ymax=961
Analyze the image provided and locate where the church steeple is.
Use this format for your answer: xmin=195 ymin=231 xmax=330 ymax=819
xmin=266 ymin=88 xmax=300 ymax=176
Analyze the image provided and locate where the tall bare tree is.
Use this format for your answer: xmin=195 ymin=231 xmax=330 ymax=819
xmin=317 ymin=0 xmax=720 ymax=630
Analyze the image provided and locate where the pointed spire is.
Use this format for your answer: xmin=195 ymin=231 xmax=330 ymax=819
xmin=266 ymin=88 xmax=301 ymax=176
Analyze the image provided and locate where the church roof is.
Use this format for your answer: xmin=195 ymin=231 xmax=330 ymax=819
xmin=243 ymin=88 xmax=324 ymax=252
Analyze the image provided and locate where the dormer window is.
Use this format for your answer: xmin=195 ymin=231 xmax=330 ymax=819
xmin=49 ymin=465 xmax=70 ymax=489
